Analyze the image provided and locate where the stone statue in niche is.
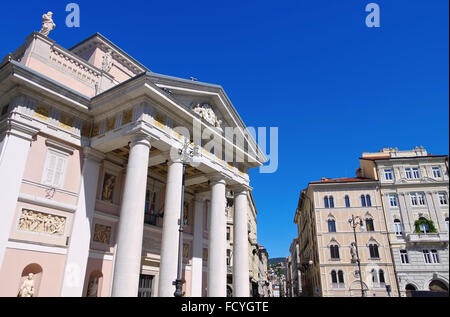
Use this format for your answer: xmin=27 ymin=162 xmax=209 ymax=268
xmin=350 ymin=242 xmax=357 ymax=263
xmin=19 ymin=209 xmax=66 ymax=235
xmin=19 ymin=273 xmax=35 ymax=297
xmin=101 ymin=174 xmax=116 ymax=202
xmin=39 ymin=12 xmax=56 ymax=37
xmin=87 ymin=277 xmax=99 ymax=297
xmin=191 ymin=103 xmax=222 ymax=129
xmin=101 ymin=49 xmax=113 ymax=72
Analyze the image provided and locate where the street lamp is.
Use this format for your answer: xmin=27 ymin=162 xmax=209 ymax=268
xmin=173 ymin=139 xmax=200 ymax=297
xmin=348 ymin=215 xmax=365 ymax=297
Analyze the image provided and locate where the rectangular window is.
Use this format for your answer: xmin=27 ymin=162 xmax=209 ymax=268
xmin=432 ymin=167 xmax=442 ymax=178
xmin=42 ymin=150 xmax=68 ymax=189
xmin=226 ymin=227 xmax=231 ymax=240
xmin=138 ymin=275 xmax=153 ymax=297
xmin=439 ymin=192 xmax=448 ymax=205
xmin=410 ymin=193 xmax=426 ymax=206
xmin=227 ymin=249 xmax=231 ymax=266
xmin=389 ymin=194 xmax=398 ymax=207
xmin=423 ymin=250 xmax=432 ymax=264
xmin=384 ymin=169 xmax=393 ymax=180
xmin=405 ymin=168 xmax=413 ymax=179
xmin=431 ymin=250 xmax=439 ymax=263
xmin=400 ymin=250 xmax=409 ymax=264
xmin=412 ymin=168 xmax=420 ymax=179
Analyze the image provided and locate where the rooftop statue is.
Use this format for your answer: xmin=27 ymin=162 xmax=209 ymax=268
xmin=39 ymin=12 xmax=56 ymax=37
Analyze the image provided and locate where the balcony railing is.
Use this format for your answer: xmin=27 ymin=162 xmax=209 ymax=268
xmin=406 ymin=232 xmax=449 ymax=244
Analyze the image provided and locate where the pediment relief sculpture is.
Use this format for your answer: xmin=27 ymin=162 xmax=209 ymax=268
xmin=191 ymin=103 xmax=222 ymax=129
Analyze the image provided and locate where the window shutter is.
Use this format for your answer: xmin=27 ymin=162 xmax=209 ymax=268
xmin=53 ymin=156 xmax=65 ymax=188
xmin=44 ymin=154 xmax=57 ymax=185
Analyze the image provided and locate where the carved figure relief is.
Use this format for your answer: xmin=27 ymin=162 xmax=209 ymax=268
xmin=39 ymin=12 xmax=56 ymax=37
xmin=18 ymin=209 xmax=66 ymax=235
xmin=18 ymin=273 xmax=35 ymax=297
xmin=101 ymin=173 xmax=116 ymax=202
xmin=93 ymin=224 xmax=111 ymax=244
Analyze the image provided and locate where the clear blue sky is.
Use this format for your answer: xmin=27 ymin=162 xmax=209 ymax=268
xmin=1 ymin=1 xmax=448 ymax=258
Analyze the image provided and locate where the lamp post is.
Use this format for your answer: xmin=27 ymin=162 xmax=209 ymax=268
xmin=348 ymin=215 xmax=365 ymax=297
xmin=173 ymin=139 xmax=200 ymax=297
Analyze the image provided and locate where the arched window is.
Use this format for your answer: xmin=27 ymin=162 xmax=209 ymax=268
xmin=379 ymin=270 xmax=385 ymax=285
xmin=371 ymin=269 xmax=378 ymax=284
xmin=365 ymin=218 xmax=375 ymax=231
xmin=327 ymin=219 xmax=336 ymax=232
xmin=418 ymin=217 xmax=430 ymax=233
xmin=394 ymin=219 xmax=403 ymax=235
xmin=329 ymin=196 xmax=335 ymax=208
xmin=324 ymin=196 xmax=329 ymax=208
xmin=369 ymin=244 xmax=379 ymax=258
xmin=338 ymin=270 xmax=345 ymax=284
xmin=330 ymin=245 xmax=340 ymax=259
xmin=331 ymin=270 xmax=337 ymax=284
xmin=446 ymin=217 xmax=449 ymax=232
xmin=345 ymin=195 xmax=350 ymax=207
xmin=366 ymin=195 xmax=372 ymax=207
xmin=361 ymin=195 xmax=367 ymax=207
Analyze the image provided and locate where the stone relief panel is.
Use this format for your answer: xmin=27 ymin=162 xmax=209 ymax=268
xmin=18 ymin=209 xmax=66 ymax=235
xmin=142 ymin=234 xmax=162 ymax=254
xmin=93 ymin=224 xmax=111 ymax=244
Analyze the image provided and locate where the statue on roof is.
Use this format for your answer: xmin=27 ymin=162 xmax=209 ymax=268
xmin=39 ymin=12 xmax=56 ymax=37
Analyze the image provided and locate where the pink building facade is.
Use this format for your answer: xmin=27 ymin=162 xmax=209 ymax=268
xmin=0 ymin=32 xmax=265 ymax=297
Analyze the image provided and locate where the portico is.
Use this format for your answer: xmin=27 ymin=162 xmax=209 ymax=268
xmin=0 ymin=31 xmax=266 ymax=297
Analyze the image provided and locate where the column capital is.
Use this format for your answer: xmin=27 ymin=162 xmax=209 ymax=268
xmin=229 ymin=184 xmax=252 ymax=195
xmin=207 ymin=173 xmax=227 ymax=186
xmin=194 ymin=192 xmax=210 ymax=202
xmin=129 ymin=132 xmax=152 ymax=148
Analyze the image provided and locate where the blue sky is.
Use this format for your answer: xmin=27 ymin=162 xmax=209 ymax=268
xmin=1 ymin=1 xmax=448 ymax=258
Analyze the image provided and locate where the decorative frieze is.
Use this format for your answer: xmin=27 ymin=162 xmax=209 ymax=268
xmin=18 ymin=209 xmax=66 ymax=235
xmin=93 ymin=224 xmax=111 ymax=244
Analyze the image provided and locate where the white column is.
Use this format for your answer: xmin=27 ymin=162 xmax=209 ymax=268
xmin=158 ymin=160 xmax=184 ymax=297
xmin=425 ymin=192 xmax=440 ymax=231
xmin=0 ymin=120 xmax=38 ymax=270
xmin=191 ymin=194 xmax=205 ymax=297
xmin=432 ymin=191 xmax=447 ymax=232
xmin=233 ymin=187 xmax=250 ymax=297
xmin=111 ymin=134 xmax=151 ymax=297
xmin=207 ymin=176 xmax=227 ymax=297
xmin=398 ymin=193 xmax=412 ymax=232
xmin=60 ymin=148 xmax=104 ymax=296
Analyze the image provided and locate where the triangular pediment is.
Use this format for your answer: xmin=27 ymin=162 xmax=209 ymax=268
xmin=70 ymin=33 xmax=148 ymax=83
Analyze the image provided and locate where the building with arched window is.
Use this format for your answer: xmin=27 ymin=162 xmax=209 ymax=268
xmin=294 ymin=177 xmax=397 ymax=297
xmin=360 ymin=147 xmax=449 ymax=297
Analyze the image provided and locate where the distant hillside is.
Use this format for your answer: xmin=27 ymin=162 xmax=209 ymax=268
xmin=268 ymin=257 xmax=286 ymax=266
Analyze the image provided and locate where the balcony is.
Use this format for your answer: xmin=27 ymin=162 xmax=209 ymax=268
xmin=406 ymin=232 xmax=449 ymax=244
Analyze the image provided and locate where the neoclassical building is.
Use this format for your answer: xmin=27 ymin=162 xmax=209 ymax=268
xmin=294 ymin=177 xmax=398 ymax=297
xmin=359 ymin=147 xmax=449 ymax=296
xmin=0 ymin=28 xmax=266 ymax=297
